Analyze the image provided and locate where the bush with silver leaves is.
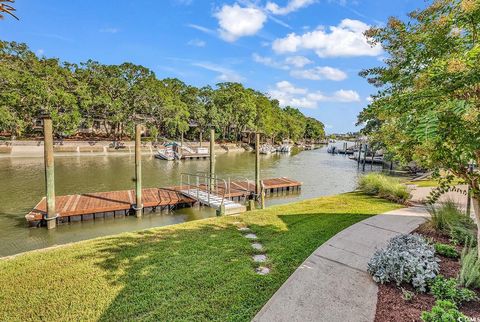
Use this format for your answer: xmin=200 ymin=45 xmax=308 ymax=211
xmin=368 ymin=234 xmax=440 ymax=292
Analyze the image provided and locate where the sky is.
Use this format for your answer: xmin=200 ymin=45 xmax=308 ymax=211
xmin=0 ymin=0 xmax=422 ymax=133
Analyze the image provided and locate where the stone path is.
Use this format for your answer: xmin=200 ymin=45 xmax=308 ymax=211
xmin=234 ymin=221 xmax=270 ymax=275
xmin=253 ymin=206 xmax=429 ymax=322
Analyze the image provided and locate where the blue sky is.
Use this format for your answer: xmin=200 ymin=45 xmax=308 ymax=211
xmin=1 ymin=0 xmax=421 ymax=133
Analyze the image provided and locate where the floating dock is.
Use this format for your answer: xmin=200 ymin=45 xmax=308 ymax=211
xmin=26 ymin=177 xmax=302 ymax=226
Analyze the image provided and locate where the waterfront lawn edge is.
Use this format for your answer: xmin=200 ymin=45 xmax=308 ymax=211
xmin=0 ymin=192 xmax=402 ymax=321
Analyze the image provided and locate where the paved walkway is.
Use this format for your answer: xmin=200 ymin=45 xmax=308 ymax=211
xmin=253 ymin=207 xmax=429 ymax=322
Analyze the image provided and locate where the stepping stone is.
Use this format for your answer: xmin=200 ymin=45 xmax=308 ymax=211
xmin=245 ymin=233 xmax=257 ymax=239
xmin=256 ymin=267 xmax=270 ymax=275
xmin=253 ymin=254 xmax=267 ymax=262
xmin=251 ymin=243 xmax=263 ymax=250
xmin=238 ymin=227 xmax=251 ymax=232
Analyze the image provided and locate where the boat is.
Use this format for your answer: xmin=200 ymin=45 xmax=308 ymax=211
xmin=155 ymin=146 xmax=176 ymax=161
xmin=259 ymin=144 xmax=276 ymax=154
xmin=327 ymin=146 xmax=337 ymax=154
xmin=277 ymin=144 xmax=292 ymax=153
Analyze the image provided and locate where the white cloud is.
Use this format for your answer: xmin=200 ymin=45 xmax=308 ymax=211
xmin=99 ymin=27 xmax=119 ymax=33
xmin=36 ymin=49 xmax=44 ymax=56
xmin=252 ymin=53 xmax=289 ymax=70
xmin=332 ymin=89 xmax=360 ymax=102
xmin=272 ymin=19 xmax=382 ymax=57
xmin=187 ymin=39 xmax=206 ymax=47
xmin=269 ymin=80 xmax=360 ymax=108
xmin=252 ymin=54 xmax=313 ymax=70
xmin=187 ymin=23 xmax=216 ymax=35
xmin=290 ymin=66 xmax=347 ymax=81
xmin=284 ymin=55 xmax=312 ymax=68
xmin=276 ymin=80 xmax=308 ymax=94
xmin=266 ymin=0 xmax=316 ymax=15
xmin=192 ymin=62 xmax=244 ymax=82
xmin=214 ymin=3 xmax=267 ymax=42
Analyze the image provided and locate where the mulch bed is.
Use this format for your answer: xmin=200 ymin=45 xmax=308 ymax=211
xmin=374 ymin=225 xmax=480 ymax=322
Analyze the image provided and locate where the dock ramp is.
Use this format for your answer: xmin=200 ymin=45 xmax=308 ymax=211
xmin=179 ymin=173 xmax=246 ymax=215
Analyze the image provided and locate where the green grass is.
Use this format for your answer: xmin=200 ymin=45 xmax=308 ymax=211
xmin=0 ymin=192 xmax=402 ymax=321
xmin=404 ymin=178 xmax=463 ymax=187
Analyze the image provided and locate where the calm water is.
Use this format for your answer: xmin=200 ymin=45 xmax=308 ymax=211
xmin=0 ymin=144 xmax=381 ymax=257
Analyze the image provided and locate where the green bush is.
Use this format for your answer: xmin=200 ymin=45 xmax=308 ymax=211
xmin=434 ymin=243 xmax=459 ymax=258
xmin=428 ymin=201 xmax=477 ymax=245
xmin=430 ymin=275 xmax=477 ymax=305
xmin=421 ymin=300 xmax=470 ymax=322
xmin=358 ymin=173 xmax=410 ymax=204
xmin=458 ymin=247 xmax=480 ymax=289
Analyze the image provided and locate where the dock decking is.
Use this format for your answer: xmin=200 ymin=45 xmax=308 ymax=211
xmin=26 ymin=177 xmax=302 ymax=226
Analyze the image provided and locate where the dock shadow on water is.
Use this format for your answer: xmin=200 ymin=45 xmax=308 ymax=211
xmin=0 ymin=145 xmax=383 ymax=256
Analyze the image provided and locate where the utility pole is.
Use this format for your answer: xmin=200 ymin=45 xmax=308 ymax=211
xmin=134 ymin=123 xmax=143 ymax=217
xmin=42 ymin=114 xmax=56 ymax=229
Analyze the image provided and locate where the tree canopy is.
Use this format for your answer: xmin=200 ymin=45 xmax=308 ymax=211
xmin=358 ymin=0 xmax=480 ymax=248
xmin=0 ymin=40 xmax=325 ymax=142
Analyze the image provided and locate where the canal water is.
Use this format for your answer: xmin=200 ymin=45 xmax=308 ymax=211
xmin=0 ymin=145 xmax=382 ymax=257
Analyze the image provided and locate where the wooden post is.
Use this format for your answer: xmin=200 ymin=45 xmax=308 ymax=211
xmin=260 ymin=181 xmax=265 ymax=209
xmin=371 ymin=150 xmax=375 ymax=169
xmin=209 ymin=128 xmax=215 ymax=192
xmin=357 ymin=144 xmax=362 ymax=166
xmin=181 ymin=131 xmax=184 ymax=147
xmin=362 ymin=144 xmax=368 ymax=171
xmin=135 ymin=124 xmax=143 ymax=217
xmin=255 ymin=133 xmax=260 ymax=197
xmin=199 ymin=131 xmax=203 ymax=148
xmin=43 ymin=116 xmax=56 ymax=229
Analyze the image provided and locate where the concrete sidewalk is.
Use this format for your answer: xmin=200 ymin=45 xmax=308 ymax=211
xmin=253 ymin=207 xmax=429 ymax=322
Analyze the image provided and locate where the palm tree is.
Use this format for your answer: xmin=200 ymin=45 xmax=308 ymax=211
xmin=0 ymin=0 xmax=18 ymax=20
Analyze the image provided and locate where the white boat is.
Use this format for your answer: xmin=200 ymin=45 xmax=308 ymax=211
xmin=277 ymin=144 xmax=292 ymax=153
xmin=259 ymin=144 xmax=276 ymax=154
xmin=155 ymin=147 xmax=176 ymax=161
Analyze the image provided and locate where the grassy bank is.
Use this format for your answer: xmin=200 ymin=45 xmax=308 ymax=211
xmin=0 ymin=193 xmax=402 ymax=321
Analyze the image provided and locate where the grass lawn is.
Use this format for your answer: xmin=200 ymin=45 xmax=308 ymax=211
xmin=0 ymin=192 xmax=402 ymax=321
xmin=404 ymin=178 xmax=464 ymax=187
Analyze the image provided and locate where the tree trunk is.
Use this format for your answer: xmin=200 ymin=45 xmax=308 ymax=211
xmin=473 ymin=198 xmax=480 ymax=258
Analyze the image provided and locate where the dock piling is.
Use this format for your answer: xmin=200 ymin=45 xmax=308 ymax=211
xmin=43 ymin=115 xmax=56 ymax=229
xmin=209 ymin=128 xmax=215 ymax=192
xmin=135 ymin=123 xmax=143 ymax=217
xmin=255 ymin=133 xmax=260 ymax=197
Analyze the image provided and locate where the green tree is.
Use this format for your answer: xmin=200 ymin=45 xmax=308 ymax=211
xmin=359 ymin=0 xmax=480 ymax=254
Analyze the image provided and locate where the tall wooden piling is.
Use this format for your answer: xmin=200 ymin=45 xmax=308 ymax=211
xmin=357 ymin=144 xmax=362 ymax=166
xmin=362 ymin=144 xmax=368 ymax=171
xmin=199 ymin=131 xmax=203 ymax=148
xmin=209 ymin=128 xmax=215 ymax=191
xmin=43 ymin=115 xmax=56 ymax=229
xmin=135 ymin=123 xmax=143 ymax=217
xmin=255 ymin=133 xmax=260 ymax=196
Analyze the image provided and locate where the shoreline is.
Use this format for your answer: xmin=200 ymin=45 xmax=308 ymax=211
xmin=0 ymin=140 xmax=248 ymax=158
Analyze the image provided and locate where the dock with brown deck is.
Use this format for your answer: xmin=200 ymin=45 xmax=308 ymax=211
xmin=26 ymin=177 xmax=302 ymax=226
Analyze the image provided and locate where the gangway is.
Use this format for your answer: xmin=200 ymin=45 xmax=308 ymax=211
xmin=179 ymin=173 xmax=247 ymax=215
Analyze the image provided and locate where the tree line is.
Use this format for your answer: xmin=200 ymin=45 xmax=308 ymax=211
xmin=0 ymin=40 xmax=325 ymax=142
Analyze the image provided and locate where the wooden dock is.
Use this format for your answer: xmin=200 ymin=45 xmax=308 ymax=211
xmin=26 ymin=177 xmax=302 ymax=226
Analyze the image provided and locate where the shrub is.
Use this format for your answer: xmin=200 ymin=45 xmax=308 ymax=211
xmin=450 ymin=225 xmax=477 ymax=246
xmin=368 ymin=234 xmax=439 ymax=292
xmin=421 ymin=300 xmax=470 ymax=322
xmin=458 ymin=247 xmax=480 ymax=289
xmin=434 ymin=243 xmax=459 ymax=258
xmin=428 ymin=201 xmax=477 ymax=245
xmin=358 ymin=173 xmax=410 ymax=204
xmin=430 ymin=275 xmax=477 ymax=305
xmin=401 ymin=288 xmax=415 ymax=302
